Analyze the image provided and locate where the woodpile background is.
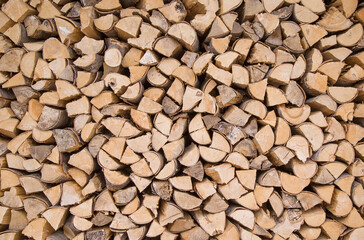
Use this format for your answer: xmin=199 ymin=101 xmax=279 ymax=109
xmin=0 ymin=0 xmax=364 ymax=239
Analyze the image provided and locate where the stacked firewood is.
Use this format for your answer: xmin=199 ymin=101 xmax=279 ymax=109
xmin=0 ymin=0 xmax=364 ymax=239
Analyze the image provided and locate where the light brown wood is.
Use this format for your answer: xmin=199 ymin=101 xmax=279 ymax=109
xmin=280 ymin=172 xmax=310 ymax=195
xmin=328 ymin=86 xmax=358 ymax=104
xmin=321 ymin=220 xmax=346 ymax=240
xmin=42 ymin=207 xmax=68 ymax=231
xmin=22 ymin=218 xmax=54 ymax=240
xmin=327 ymin=188 xmax=353 ymax=217
xmin=153 ymin=36 xmax=182 ymax=58
xmin=277 ymin=104 xmax=311 ymax=125
xmin=248 ymin=79 xmax=267 ymax=101
xmin=294 ymin=4 xmax=319 ymax=23
xmin=0 ymin=1 xmax=363 ymax=238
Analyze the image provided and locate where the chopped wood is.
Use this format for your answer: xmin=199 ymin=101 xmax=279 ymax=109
xmin=294 ymin=4 xmax=319 ymax=23
xmin=0 ymin=1 xmax=363 ymax=239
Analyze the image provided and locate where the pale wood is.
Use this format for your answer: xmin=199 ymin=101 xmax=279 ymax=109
xmin=269 ymin=191 xmax=284 ymax=217
xmin=206 ymin=63 xmax=232 ymax=86
xmin=42 ymin=207 xmax=68 ymax=231
xmin=167 ymin=22 xmax=199 ymax=52
xmin=274 ymin=117 xmax=291 ymax=146
xmin=280 ymin=172 xmax=310 ymax=195
xmin=291 ymin=55 xmax=306 ymax=79
xmin=321 ymin=220 xmax=346 ymax=240
xmin=155 ymin=159 xmax=178 ymax=180
xmin=326 ymin=188 xmax=353 ymax=217
xmin=337 ymin=23 xmax=363 ymax=47
xmin=0 ymin=1 xmax=363 ymax=238
xmin=269 ymin=146 xmax=294 ymax=166
xmin=22 ymin=218 xmax=54 ymax=240
xmin=328 ymin=87 xmax=358 ymax=104
xmin=242 ymin=99 xmax=267 ymax=119
xmin=293 ymin=4 xmax=319 ymax=23
xmin=154 ymin=36 xmax=182 ymax=58
xmin=248 ymin=79 xmax=267 ymax=101
xmin=277 ymin=104 xmax=311 ymax=125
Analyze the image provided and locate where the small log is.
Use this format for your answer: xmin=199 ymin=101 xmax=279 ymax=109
xmin=205 ymin=163 xmax=235 ymax=184
xmin=42 ymin=207 xmax=68 ymax=231
xmin=60 ymin=181 xmax=85 ymax=206
xmin=321 ymin=220 xmax=347 ymax=240
xmin=293 ymin=4 xmax=319 ymax=23
xmin=22 ymin=218 xmax=54 ymax=240
xmin=53 ymin=129 xmax=82 ymax=153
xmin=242 ymin=99 xmax=267 ymax=119
xmin=253 ymin=125 xmax=274 ymax=154
xmin=205 ymin=63 xmax=232 ymax=86
xmin=337 ymin=23 xmax=363 ymax=47
xmin=167 ymin=22 xmax=199 ymax=52
xmin=247 ymin=42 xmax=275 ymax=64
xmin=194 ymin=178 xmax=216 ymax=200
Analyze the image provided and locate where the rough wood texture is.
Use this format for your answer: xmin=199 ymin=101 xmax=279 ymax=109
xmin=0 ymin=0 xmax=364 ymax=239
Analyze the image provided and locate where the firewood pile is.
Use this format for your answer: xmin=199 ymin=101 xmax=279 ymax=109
xmin=1 ymin=0 xmax=364 ymax=239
